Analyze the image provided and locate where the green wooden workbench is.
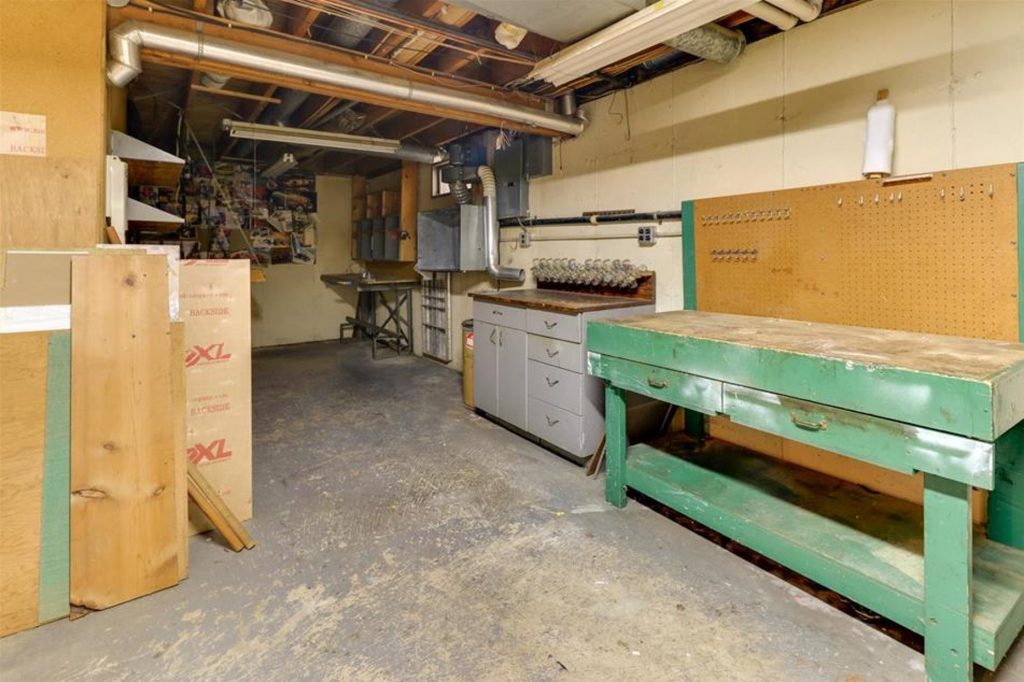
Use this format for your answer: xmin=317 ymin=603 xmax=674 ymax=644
xmin=588 ymin=310 xmax=1024 ymax=681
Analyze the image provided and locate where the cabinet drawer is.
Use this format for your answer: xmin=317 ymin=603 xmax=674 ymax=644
xmin=528 ymin=335 xmax=585 ymax=373
xmin=527 ymin=309 xmax=581 ymax=342
xmin=528 ymin=398 xmax=585 ymax=456
xmin=528 ymin=361 xmax=583 ymax=414
xmin=473 ymin=301 xmax=526 ymax=329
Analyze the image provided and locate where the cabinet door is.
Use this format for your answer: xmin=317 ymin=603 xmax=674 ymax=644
xmin=497 ymin=326 xmax=528 ymax=430
xmin=474 ymin=321 xmax=499 ymax=416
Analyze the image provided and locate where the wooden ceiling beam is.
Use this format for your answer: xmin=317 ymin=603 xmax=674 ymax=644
xmin=303 ymin=1 xmax=477 ymax=130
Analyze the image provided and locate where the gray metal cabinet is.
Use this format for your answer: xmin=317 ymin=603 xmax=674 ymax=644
xmin=473 ymin=296 xmax=654 ymax=459
xmin=474 ymin=320 xmax=499 ymax=416
xmin=496 ymin=326 xmax=527 ymax=430
xmin=473 ymin=305 xmax=527 ymax=430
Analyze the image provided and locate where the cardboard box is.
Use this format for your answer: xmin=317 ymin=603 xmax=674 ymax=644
xmin=179 ymin=260 xmax=252 ymax=533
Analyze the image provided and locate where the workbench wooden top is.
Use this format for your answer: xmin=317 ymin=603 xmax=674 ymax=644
xmin=600 ymin=310 xmax=1024 ymax=381
xmin=470 ymin=288 xmax=652 ymax=314
xmin=589 ymin=310 xmax=1024 ymax=440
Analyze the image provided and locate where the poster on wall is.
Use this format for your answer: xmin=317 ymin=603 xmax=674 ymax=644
xmin=181 ymin=162 xmax=318 ymax=265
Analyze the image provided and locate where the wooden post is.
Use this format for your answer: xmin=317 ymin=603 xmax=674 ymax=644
xmin=399 ymin=161 xmax=419 ymax=262
xmin=605 ymin=384 xmax=628 ymax=508
xmin=923 ymin=473 xmax=973 ymax=682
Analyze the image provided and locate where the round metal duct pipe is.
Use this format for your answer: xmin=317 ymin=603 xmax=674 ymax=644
xmin=106 ymin=21 xmax=586 ymax=137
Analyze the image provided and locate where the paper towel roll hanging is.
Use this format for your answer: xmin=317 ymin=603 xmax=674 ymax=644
xmin=862 ymin=90 xmax=895 ymax=177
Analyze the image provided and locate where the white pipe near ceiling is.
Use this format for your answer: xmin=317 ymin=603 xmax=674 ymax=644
xmin=744 ymin=2 xmax=799 ymax=30
xmin=106 ymin=21 xmax=586 ymax=137
xmin=764 ymin=0 xmax=822 ymax=23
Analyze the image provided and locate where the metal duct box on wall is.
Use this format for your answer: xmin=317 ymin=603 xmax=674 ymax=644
xmin=416 ymin=205 xmax=485 ymax=272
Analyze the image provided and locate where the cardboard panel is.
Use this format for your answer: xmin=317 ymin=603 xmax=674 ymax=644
xmin=180 ymin=261 xmax=252 ymax=534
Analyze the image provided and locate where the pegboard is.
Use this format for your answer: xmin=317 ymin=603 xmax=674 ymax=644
xmin=691 ymin=163 xmax=1020 ymax=341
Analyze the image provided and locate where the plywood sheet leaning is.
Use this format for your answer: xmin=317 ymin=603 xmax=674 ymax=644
xmin=180 ymin=261 xmax=252 ymax=535
xmin=689 ymin=163 xmax=1020 ymax=521
xmin=70 ymin=253 xmax=178 ymax=609
xmin=0 ymin=331 xmax=71 ymax=637
xmin=170 ymin=322 xmax=188 ymax=580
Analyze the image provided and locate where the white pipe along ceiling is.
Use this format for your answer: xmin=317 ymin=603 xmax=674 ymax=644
xmin=106 ymin=21 xmax=586 ymax=137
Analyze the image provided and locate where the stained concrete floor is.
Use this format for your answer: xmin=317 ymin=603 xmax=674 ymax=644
xmin=2 ymin=340 xmax=1022 ymax=681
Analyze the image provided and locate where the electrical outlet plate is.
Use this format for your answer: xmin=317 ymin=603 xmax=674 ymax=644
xmin=637 ymin=225 xmax=657 ymax=246
xmin=519 ymin=230 xmax=531 ymax=247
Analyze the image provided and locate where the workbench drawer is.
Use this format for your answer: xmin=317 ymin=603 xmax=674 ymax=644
xmin=721 ymin=383 xmax=995 ymax=489
xmin=528 ymin=335 xmax=585 ymax=373
xmin=528 ymin=361 xmax=583 ymax=414
xmin=473 ymin=301 xmax=526 ymax=330
xmin=588 ymin=353 xmax=723 ymax=415
xmin=527 ymin=309 xmax=581 ymax=343
xmin=528 ymin=397 xmax=585 ymax=455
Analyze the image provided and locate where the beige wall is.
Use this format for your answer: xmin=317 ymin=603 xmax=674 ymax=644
xmin=425 ymin=0 xmax=1024 ymax=371
xmin=251 ymin=175 xmax=356 ymax=347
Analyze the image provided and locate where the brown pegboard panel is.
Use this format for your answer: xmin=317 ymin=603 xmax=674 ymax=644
xmin=693 ymin=163 xmax=1019 ymax=341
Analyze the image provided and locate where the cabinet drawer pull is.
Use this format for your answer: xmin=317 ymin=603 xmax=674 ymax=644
xmin=647 ymin=375 xmax=669 ymax=389
xmin=489 ymin=329 xmax=496 ymax=344
xmin=790 ymin=413 xmax=828 ymax=431
xmin=546 ymin=416 xmax=560 ymax=426
xmin=545 ymin=377 xmax=559 ymax=387
xmin=544 ymin=320 xmax=558 ymax=329
xmin=492 ymin=309 xmax=503 ymax=316
xmin=545 ymin=348 xmax=559 ymax=358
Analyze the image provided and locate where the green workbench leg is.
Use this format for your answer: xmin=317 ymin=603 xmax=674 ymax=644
xmin=988 ymin=422 xmax=1024 ymax=549
xmin=923 ymin=474 xmax=973 ymax=682
xmin=684 ymin=410 xmax=706 ymax=440
xmin=605 ymin=384 xmax=628 ymax=508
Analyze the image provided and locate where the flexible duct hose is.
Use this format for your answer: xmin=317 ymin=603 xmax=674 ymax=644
xmin=477 ymin=166 xmax=524 ymax=282
xmin=451 ymin=179 xmax=471 ymax=205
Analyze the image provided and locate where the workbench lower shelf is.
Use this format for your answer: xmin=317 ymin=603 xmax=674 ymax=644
xmin=624 ymin=439 xmax=1024 ymax=671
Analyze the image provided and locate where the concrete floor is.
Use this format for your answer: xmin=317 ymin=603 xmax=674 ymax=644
xmin=2 ymin=341 xmax=1022 ymax=681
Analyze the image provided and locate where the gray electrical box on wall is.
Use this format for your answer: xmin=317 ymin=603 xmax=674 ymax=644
xmin=416 ymin=205 xmax=486 ymax=272
xmin=494 ymin=135 xmax=553 ymax=220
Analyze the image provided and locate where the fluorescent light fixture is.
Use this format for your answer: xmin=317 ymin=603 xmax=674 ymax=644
xmin=261 ymin=153 xmax=298 ymax=179
xmin=224 ymin=119 xmax=402 ymax=155
xmin=527 ymin=0 xmax=753 ymax=86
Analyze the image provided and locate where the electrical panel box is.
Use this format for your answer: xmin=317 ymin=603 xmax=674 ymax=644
xmin=495 ymin=138 xmax=529 ymax=220
xmin=416 ymin=205 xmax=486 ymax=272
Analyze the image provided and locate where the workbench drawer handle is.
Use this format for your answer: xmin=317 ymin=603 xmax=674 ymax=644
xmin=544 ymin=320 xmax=558 ymax=329
xmin=489 ymin=329 xmax=496 ymax=344
xmin=545 ymin=348 xmax=559 ymax=358
xmin=545 ymin=377 xmax=559 ymax=387
xmin=647 ymin=376 xmax=669 ymax=389
xmin=790 ymin=413 xmax=828 ymax=431
xmin=546 ymin=416 xmax=560 ymax=426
